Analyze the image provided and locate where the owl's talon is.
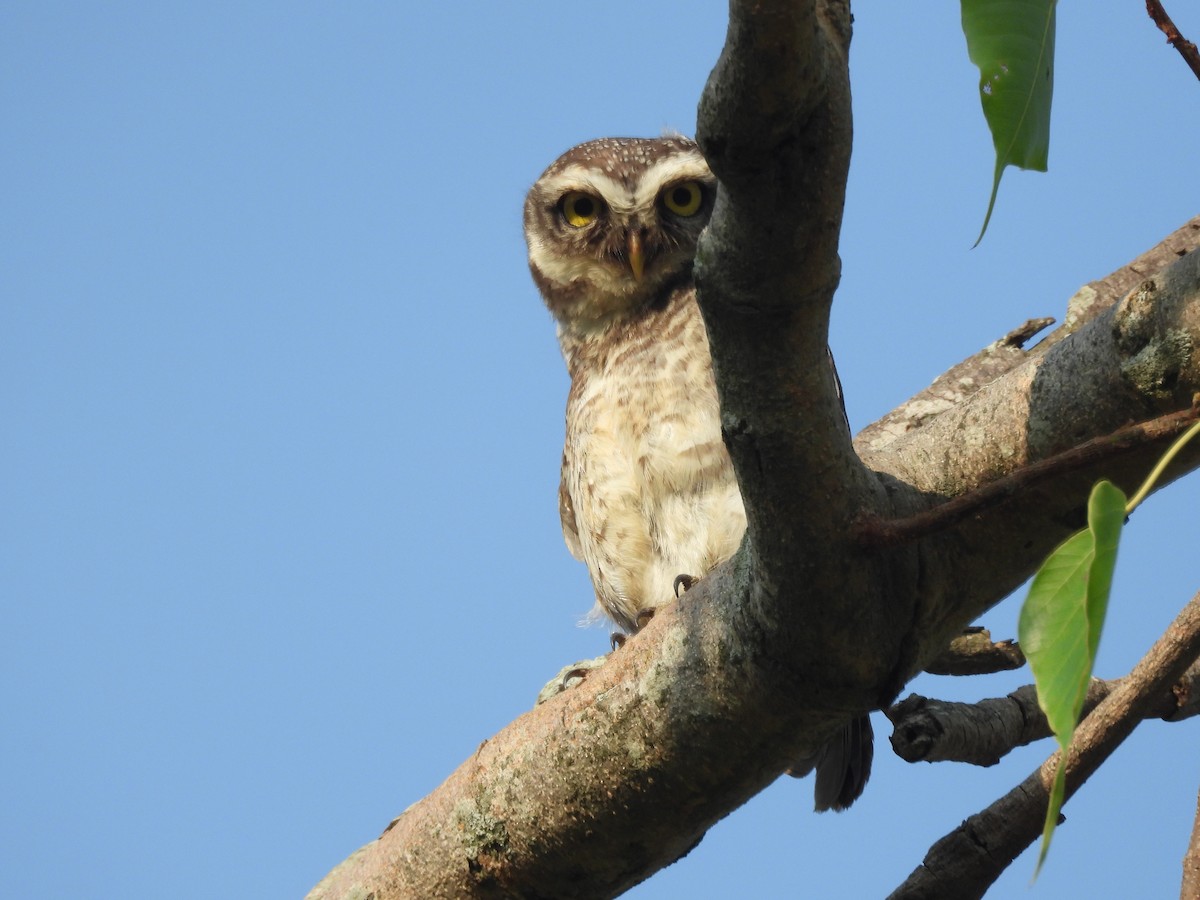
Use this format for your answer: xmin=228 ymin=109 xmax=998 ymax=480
xmin=535 ymin=656 xmax=608 ymax=705
xmin=634 ymin=607 xmax=656 ymax=631
xmin=673 ymin=574 xmax=698 ymax=597
xmin=610 ymin=632 xmax=627 ymax=651
xmin=560 ymin=667 xmax=591 ymax=688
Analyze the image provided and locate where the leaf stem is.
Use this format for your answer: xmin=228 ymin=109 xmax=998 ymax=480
xmin=1125 ymin=419 xmax=1200 ymax=515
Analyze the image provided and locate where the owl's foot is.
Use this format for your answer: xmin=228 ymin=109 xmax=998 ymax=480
xmin=673 ymin=574 xmax=698 ymax=597
xmin=611 ymin=608 xmax=657 ymax=649
xmin=612 ymin=580 xmax=692 ymax=642
xmin=609 ymin=607 xmax=656 ymax=650
xmin=617 ymin=576 xmax=695 ymax=638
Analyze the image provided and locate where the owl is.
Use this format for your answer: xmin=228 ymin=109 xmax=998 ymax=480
xmin=524 ymin=136 xmax=871 ymax=812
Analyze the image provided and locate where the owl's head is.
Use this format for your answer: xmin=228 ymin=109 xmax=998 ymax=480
xmin=524 ymin=136 xmax=715 ymax=336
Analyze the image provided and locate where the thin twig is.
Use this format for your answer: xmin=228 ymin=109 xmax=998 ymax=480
xmin=889 ymin=590 xmax=1200 ymax=899
xmin=1146 ymin=0 xmax=1200 ymax=82
xmin=857 ymin=405 xmax=1200 ymax=548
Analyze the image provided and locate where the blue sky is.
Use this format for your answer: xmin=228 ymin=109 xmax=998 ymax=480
xmin=4 ymin=3 xmax=1198 ymax=898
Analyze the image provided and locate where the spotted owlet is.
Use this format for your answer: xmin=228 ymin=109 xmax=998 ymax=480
xmin=523 ymin=136 xmax=871 ymax=812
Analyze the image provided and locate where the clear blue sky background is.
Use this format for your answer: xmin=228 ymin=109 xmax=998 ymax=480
xmin=4 ymin=4 xmax=1198 ymax=898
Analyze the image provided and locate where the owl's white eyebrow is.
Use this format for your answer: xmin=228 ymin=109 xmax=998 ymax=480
xmin=546 ymin=155 xmax=712 ymax=217
xmin=632 ymin=155 xmax=711 ymax=208
xmin=545 ymin=168 xmax=634 ymax=213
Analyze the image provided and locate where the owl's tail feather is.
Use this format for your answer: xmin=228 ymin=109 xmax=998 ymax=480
xmin=788 ymin=714 xmax=874 ymax=812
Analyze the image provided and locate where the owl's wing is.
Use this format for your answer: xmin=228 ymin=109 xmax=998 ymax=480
xmin=828 ymin=346 xmax=850 ymax=434
xmin=558 ymin=449 xmax=584 ymax=561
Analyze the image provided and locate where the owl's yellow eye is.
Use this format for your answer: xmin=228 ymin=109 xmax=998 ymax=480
xmin=559 ymin=192 xmax=601 ymax=227
xmin=661 ymin=181 xmax=704 ymax=217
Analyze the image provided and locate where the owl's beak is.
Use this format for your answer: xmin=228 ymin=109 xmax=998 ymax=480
xmin=626 ymin=232 xmax=645 ymax=282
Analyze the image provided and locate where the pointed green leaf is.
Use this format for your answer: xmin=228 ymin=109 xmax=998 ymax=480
xmin=1018 ymin=479 xmax=1125 ymax=874
xmin=960 ymin=0 xmax=1057 ymax=243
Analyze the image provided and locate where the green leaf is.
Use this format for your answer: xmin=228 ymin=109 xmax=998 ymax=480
xmin=960 ymin=0 xmax=1057 ymax=244
xmin=1018 ymin=479 xmax=1125 ymax=875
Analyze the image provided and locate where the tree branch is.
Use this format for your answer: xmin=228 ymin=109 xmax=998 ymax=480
xmin=859 ymin=246 xmax=1200 ymax=668
xmin=856 ymin=404 xmax=1200 ymax=548
xmin=1146 ymin=0 xmax=1200 ymax=82
xmin=889 ymin=590 xmax=1200 ymax=899
xmin=889 ymin=658 xmax=1200 ymax=766
xmin=1184 ymin=782 xmax=1200 ymax=900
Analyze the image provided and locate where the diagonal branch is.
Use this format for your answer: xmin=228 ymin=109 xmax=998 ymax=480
xmin=857 ymin=404 xmax=1200 ymax=549
xmin=1146 ymin=0 xmax=1200 ymax=82
xmin=861 ymin=245 xmax=1200 ymax=669
xmin=889 ymin=589 xmax=1200 ymax=899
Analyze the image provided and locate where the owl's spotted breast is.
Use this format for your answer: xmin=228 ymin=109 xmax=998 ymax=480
xmin=561 ymin=284 xmax=745 ymax=631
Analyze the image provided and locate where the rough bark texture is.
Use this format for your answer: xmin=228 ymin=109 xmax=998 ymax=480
xmin=922 ymin=627 xmax=1025 ymax=676
xmin=306 ymin=0 xmax=1200 ymax=895
xmin=888 ymin=659 xmax=1200 ymax=766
